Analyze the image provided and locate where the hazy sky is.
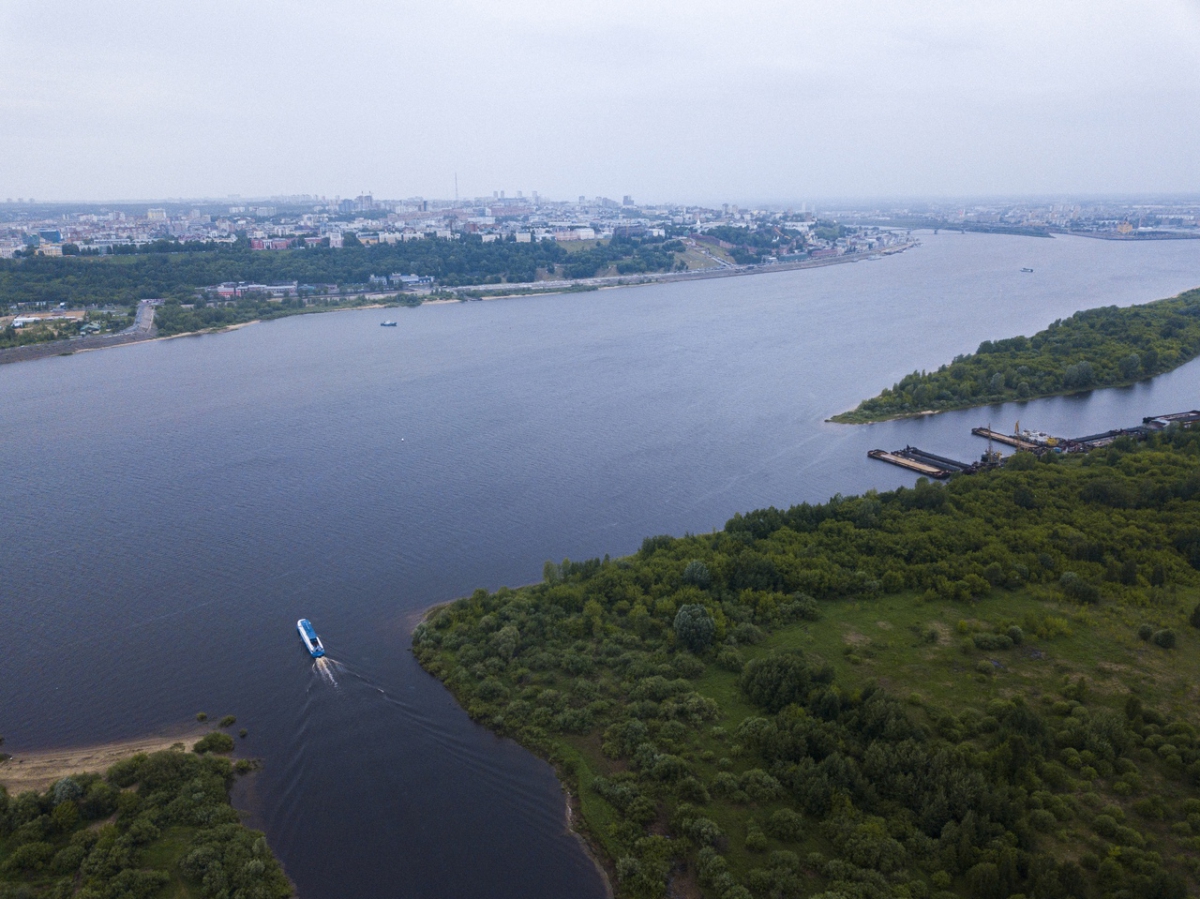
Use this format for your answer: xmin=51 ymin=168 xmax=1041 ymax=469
xmin=2 ymin=0 xmax=1199 ymax=204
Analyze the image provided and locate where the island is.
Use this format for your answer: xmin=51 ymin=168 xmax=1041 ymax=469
xmin=830 ymin=288 xmax=1200 ymax=423
xmin=0 ymin=730 xmax=293 ymax=899
xmin=414 ymin=426 xmax=1200 ymax=899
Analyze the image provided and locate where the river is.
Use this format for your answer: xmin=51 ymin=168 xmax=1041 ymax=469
xmin=3 ymin=231 xmax=1200 ymax=898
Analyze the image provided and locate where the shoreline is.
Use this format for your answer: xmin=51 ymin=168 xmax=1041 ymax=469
xmin=407 ymin=597 xmax=614 ymax=896
xmin=0 ymin=722 xmax=211 ymax=793
xmin=0 ymin=245 xmax=915 ymax=368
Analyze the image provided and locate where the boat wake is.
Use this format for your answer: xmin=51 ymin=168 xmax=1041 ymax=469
xmin=314 ymin=656 xmax=341 ymax=686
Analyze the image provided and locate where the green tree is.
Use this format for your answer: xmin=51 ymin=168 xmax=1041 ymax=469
xmin=673 ymin=604 xmax=715 ymax=653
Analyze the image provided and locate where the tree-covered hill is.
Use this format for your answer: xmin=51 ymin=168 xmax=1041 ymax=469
xmin=831 ymin=289 xmax=1200 ymax=423
xmin=0 ymin=742 xmax=292 ymax=899
xmin=414 ymin=427 xmax=1200 ymax=899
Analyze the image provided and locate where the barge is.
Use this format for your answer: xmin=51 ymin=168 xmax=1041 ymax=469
xmin=970 ymin=427 xmax=1040 ymax=451
xmin=870 ymin=447 xmax=957 ymax=479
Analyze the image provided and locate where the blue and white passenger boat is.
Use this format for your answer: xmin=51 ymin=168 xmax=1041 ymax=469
xmin=296 ymin=618 xmax=326 ymax=658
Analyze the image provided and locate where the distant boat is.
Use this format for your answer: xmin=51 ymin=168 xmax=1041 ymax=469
xmin=381 ymin=320 xmax=398 ymax=327
xmin=297 ymin=619 xmax=326 ymax=658
xmin=1021 ymin=267 xmax=1034 ymax=273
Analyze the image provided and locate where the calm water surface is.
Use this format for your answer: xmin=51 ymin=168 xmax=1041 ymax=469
xmin=3 ymin=232 xmax=1200 ymax=898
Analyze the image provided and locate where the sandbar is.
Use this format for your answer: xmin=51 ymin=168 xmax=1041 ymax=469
xmin=0 ymin=725 xmax=210 ymax=794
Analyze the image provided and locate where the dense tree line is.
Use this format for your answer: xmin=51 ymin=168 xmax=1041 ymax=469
xmin=0 ymin=741 xmax=291 ymax=899
xmin=0 ymin=235 xmax=686 ymax=313
xmin=414 ymin=426 xmax=1200 ymax=899
xmin=832 ymin=289 xmax=1200 ymax=422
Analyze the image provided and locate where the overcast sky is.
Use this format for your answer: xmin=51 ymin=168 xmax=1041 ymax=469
xmin=2 ymin=0 xmax=1199 ymax=204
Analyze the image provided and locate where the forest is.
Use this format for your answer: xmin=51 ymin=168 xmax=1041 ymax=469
xmin=0 ymin=234 xmax=685 ymax=312
xmin=831 ymin=289 xmax=1200 ymax=423
xmin=414 ymin=426 xmax=1200 ymax=899
xmin=0 ymin=735 xmax=292 ymax=899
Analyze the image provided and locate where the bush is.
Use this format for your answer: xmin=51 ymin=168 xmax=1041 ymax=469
xmin=685 ymin=816 xmax=722 ymax=846
xmin=766 ymin=808 xmax=804 ymax=841
xmin=1138 ymin=624 xmax=1155 ymax=641
xmin=1191 ymin=602 xmax=1200 ymax=629
xmin=1152 ymin=628 xmax=1177 ymax=649
xmin=782 ymin=594 xmax=820 ymax=621
xmin=717 ymin=648 xmax=745 ymax=672
xmin=219 ymin=715 xmax=237 ymax=728
xmin=745 ymin=820 xmax=768 ymax=852
xmin=1060 ymin=572 xmax=1100 ymax=604
xmin=973 ymin=633 xmax=1014 ymax=651
xmin=740 ymin=652 xmax=816 ymax=713
xmin=193 ymin=732 xmax=236 ymax=754
xmin=1007 ymin=625 xmax=1024 ymax=645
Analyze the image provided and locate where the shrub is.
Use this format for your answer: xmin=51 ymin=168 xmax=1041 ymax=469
xmin=973 ymin=633 xmax=1014 ymax=651
xmin=1152 ymin=628 xmax=1177 ymax=649
xmin=1060 ymin=572 xmax=1100 ymax=604
xmin=193 ymin=732 xmax=235 ymax=754
xmin=685 ymin=817 xmax=722 ymax=846
xmin=740 ymin=652 xmax=816 ymax=713
xmin=1029 ymin=809 xmax=1057 ymax=831
xmin=717 ymin=648 xmax=745 ymax=672
xmin=745 ymin=820 xmax=768 ymax=852
xmin=1007 ymin=625 xmax=1024 ymax=645
xmin=767 ymin=808 xmax=804 ymax=841
xmin=782 ymin=594 xmax=820 ymax=621
xmin=219 ymin=715 xmax=237 ymax=728
xmin=2 ymin=841 xmax=55 ymax=874
xmin=1138 ymin=624 xmax=1155 ymax=641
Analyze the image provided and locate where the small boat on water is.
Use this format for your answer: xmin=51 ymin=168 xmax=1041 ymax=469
xmin=297 ymin=619 xmax=326 ymax=658
xmin=381 ymin=320 xmax=398 ymax=327
xmin=1021 ymin=267 xmax=1034 ymax=273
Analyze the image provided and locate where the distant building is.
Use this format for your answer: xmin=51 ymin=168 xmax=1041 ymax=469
xmin=147 ymin=208 xmax=167 ymax=221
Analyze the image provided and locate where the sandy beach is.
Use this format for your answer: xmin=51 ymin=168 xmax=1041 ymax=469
xmin=0 ymin=725 xmax=210 ymax=793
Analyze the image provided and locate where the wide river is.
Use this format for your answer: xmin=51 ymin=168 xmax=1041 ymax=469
xmin=4 ymin=231 xmax=1200 ymax=898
